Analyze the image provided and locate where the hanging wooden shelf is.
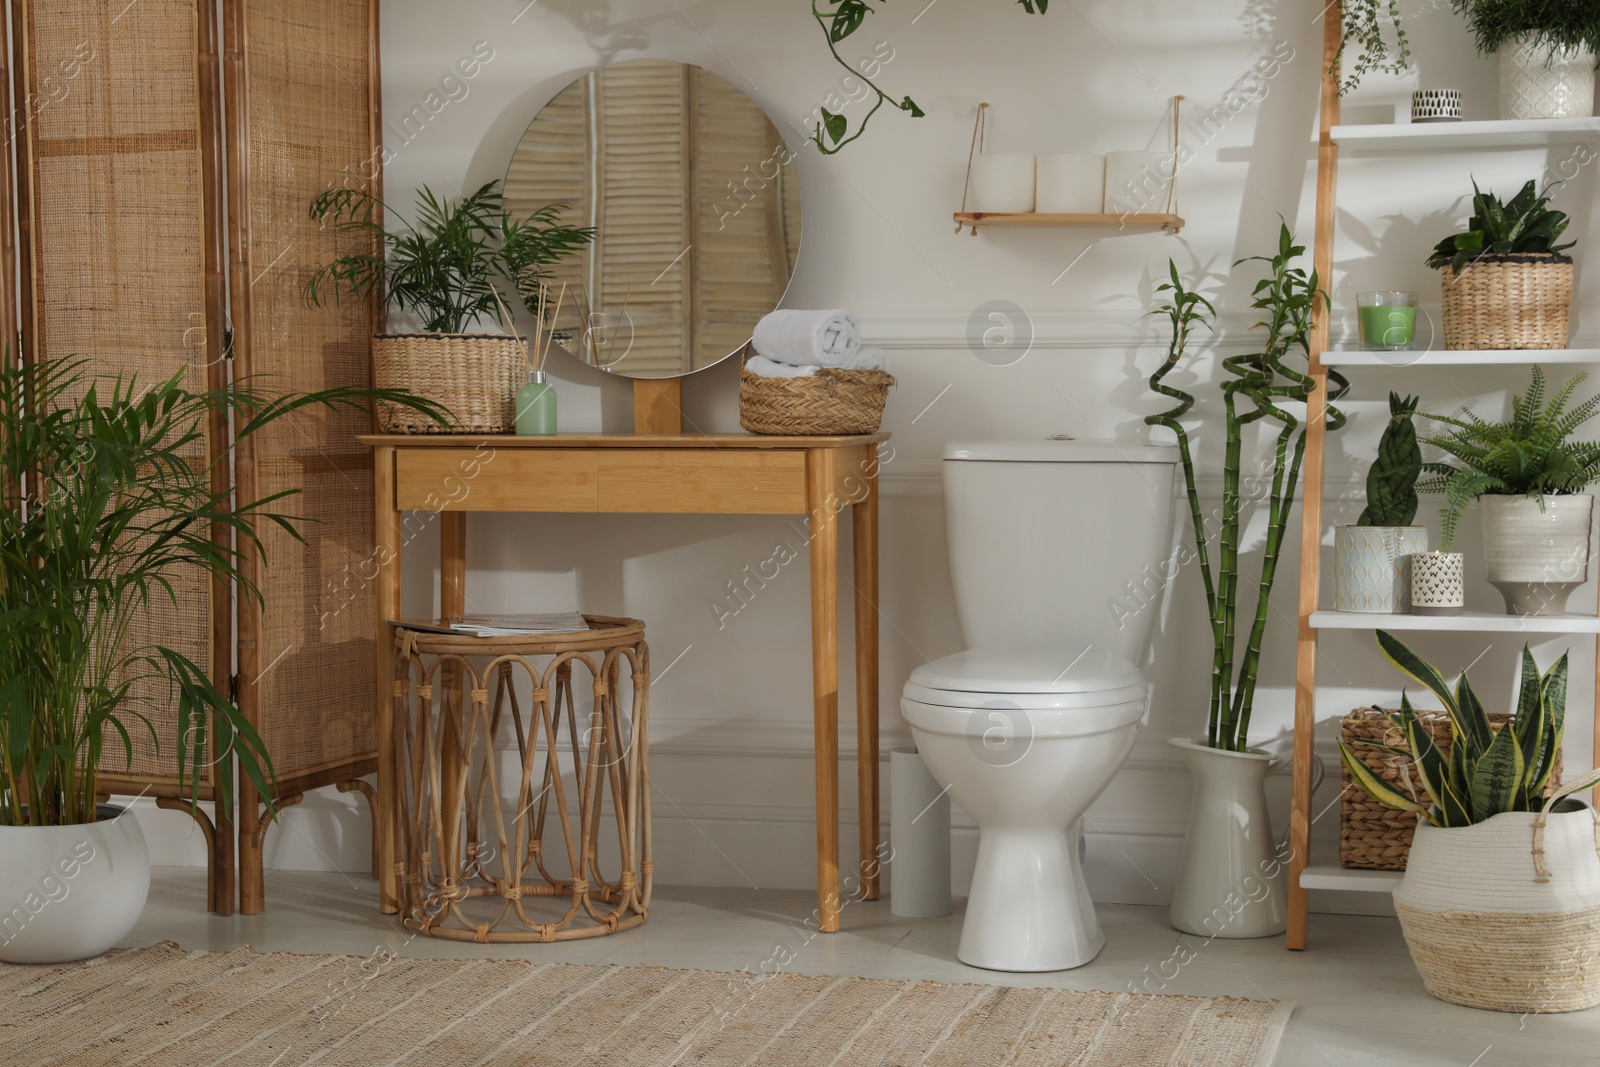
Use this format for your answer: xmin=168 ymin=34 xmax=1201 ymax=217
xmin=953 ymin=212 xmax=1184 ymax=235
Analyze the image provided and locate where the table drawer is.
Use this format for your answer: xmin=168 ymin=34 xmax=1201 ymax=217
xmin=597 ymin=451 xmax=806 ymax=513
xmin=395 ymin=448 xmax=598 ymax=511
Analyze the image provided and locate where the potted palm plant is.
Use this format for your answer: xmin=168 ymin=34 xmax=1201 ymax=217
xmin=1341 ymin=630 xmax=1600 ymax=1013
xmin=305 ymin=180 xmax=593 ymax=434
xmin=1147 ymin=225 xmax=1348 ymax=938
xmin=1420 ymin=366 xmax=1600 ymax=615
xmin=1452 ymin=0 xmax=1600 ymax=119
xmin=1333 ymin=393 xmax=1428 ymax=613
xmin=1427 ymin=179 xmax=1574 ymax=350
xmin=0 ymin=357 xmax=443 ymax=963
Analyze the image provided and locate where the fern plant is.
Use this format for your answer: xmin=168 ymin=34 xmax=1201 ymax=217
xmin=1451 ymin=0 xmax=1600 ymax=59
xmin=1425 ymin=179 xmax=1574 ymax=274
xmin=1339 ymin=630 xmax=1595 ymax=827
xmin=1357 ymin=392 xmax=1421 ymax=527
xmin=1419 ymin=366 xmax=1600 ymax=550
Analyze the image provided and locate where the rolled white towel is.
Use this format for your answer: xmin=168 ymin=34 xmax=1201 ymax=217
xmin=752 ymin=309 xmax=860 ymax=368
xmin=746 ymin=354 xmax=818 ymax=378
xmin=844 ymin=346 xmax=889 ymax=373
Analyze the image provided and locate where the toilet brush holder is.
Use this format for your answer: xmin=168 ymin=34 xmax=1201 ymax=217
xmin=890 ymin=748 xmax=951 ymax=918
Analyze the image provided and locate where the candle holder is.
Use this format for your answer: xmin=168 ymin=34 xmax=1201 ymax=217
xmin=1410 ymin=551 xmax=1465 ymax=616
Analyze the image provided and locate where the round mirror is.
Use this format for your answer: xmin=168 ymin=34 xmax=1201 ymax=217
xmin=505 ymin=60 xmax=802 ymax=380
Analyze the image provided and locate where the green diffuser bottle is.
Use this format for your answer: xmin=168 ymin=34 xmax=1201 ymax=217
xmin=515 ymin=369 xmax=557 ymax=435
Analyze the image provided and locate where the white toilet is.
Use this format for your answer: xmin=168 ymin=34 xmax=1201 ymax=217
xmin=900 ymin=438 xmax=1178 ymax=972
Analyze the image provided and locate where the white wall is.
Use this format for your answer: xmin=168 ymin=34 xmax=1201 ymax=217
xmin=138 ymin=0 xmax=1598 ymax=919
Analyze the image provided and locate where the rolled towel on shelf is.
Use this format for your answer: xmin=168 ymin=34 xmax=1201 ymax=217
xmin=752 ymin=309 xmax=860 ymax=368
xmin=844 ymin=346 xmax=890 ymax=373
xmin=745 ymin=354 xmax=819 ymax=378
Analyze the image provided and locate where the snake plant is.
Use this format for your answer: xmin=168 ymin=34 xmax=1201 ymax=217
xmin=1356 ymin=392 xmax=1421 ymax=527
xmin=1341 ymin=630 xmax=1576 ymax=827
xmin=1146 ymin=225 xmax=1348 ymax=752
xmin=1425 ymin=180 xmax=1574 ymax=274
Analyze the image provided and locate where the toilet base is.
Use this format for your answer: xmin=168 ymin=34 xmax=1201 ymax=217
xmin=958 ymin=824 xmax=1104 ymax=972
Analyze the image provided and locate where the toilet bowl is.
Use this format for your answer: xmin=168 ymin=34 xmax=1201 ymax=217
xmin=899 ymin=439 xmax=1178 ymax=972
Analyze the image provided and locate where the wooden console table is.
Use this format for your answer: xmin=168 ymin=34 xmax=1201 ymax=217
xmin=360 ymin=432 xmax=889 ymax=933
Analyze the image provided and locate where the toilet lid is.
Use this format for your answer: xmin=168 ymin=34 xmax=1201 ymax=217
xmin=903 ymin=650 xmax=1146 ymax=710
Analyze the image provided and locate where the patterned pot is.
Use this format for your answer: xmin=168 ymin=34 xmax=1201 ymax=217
xmin=1499 ymin=35 xmax=1597 ymax=120
xmin=1409 ymin=552 xmax=1464 ymax=616
xmin=1333 ymin=526 xmax=1430 ymax=613
xmin=1482 ymin=494 xmax=1594 ymax=615
xmin=1411 ymin=89 xmax=1462 ymax=123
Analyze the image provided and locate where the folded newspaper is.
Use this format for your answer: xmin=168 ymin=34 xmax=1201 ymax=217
xmin=389 ymin=613 xmax=590 ymax=637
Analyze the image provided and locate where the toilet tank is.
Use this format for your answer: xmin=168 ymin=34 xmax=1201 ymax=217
xmin=942 ymin=438 xmax=1179 ymax=661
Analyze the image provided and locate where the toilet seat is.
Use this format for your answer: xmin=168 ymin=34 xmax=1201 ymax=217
xmin=902 ymin=649 xmax=1146 ymax=710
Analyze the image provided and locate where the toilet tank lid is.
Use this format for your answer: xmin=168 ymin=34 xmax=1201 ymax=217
xmin=944 ymin=439 xmax=1179 ymax=463
xmin=907 ymin=649 xmax=1144 ymax=695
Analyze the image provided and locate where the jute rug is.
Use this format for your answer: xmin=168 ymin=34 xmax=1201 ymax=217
xmin=0 ymin=942 xmax=1292 ymax=1065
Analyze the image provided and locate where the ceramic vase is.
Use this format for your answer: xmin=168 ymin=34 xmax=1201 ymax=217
xmin=1333 ymin=526 xmax=1430 ymax=613
xmin=1393 ymin=803 xmax=1600 ymax=1012
xmin=1411 ymin=89 xmax=1463 ymax=123
xmin=1500 ymin=35 xmax=1598 ymax=120
xmin=1481 ymin=494 xmax=1594 ymax=615
xmin=1409 ymin=552 xmax=1465 ymax=616
xmin=1168 ymin=739 xmax=1290 ymax=939
xmin=0 ymin=804 xmax=149 ymax=964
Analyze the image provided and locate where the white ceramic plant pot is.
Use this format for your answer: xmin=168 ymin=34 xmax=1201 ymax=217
xmin=1499 ymin=35 xmax=1597 ymax=120
xmin=0 ymin=804 xmax=149 ymax=964
xmin=1168 ymin=739 xmax=1300 ymax=939
xmin=1394 ymin=803 xmax=1600 ymax=1013
xmin=1481 ymin=493 xmax=1594 ymax=615
xmin=1333 ymin=526 xmax=1430 ymax=613
xmin=1409 ymin=551 xmax=1465 ymax=616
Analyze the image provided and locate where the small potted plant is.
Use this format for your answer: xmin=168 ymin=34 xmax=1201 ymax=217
xmin=1426 ymin=180 xmax=1574 ymax=351
xmin=1452 ymin=1 xmax=1600 ymax=119
xmin=1420 ymin=366 xmax=1600 ymax=615
xmin=1334 ymin=393 xmax=1429 ymax=613
xmin=1341 ymin=630 xmax=1600 ymax=1013
xmin=305 ymin=180 xmax=593 ymax=434
xmin=0 ymin=358 xmax=443 ymax=963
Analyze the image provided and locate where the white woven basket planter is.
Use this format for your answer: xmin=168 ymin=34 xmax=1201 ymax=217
xmin=1393 ymin=802 xmax=1600 ymax=1013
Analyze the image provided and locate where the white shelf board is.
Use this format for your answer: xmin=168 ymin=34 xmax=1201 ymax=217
xmin=1310 ymin=610 xmax=1600 ymax=634
xmin=1298 ymin=864 xmax=1401 ymax=893
xmin=1331 ymin=117 xmax=1600 ymax=152
xmin=1322 ymin=347 xmax=1600 ymax=367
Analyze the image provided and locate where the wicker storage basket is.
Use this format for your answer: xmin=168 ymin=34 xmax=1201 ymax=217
xmin=1439 ymin=254 xmax=1572 ymax=350
xmin=739 ymin=360 xmax=894 ymax=436
xmin=1340 ymin=707 xmax=1562 ymax=870
xmin=372 ymin=333 xmax=526 ymax=433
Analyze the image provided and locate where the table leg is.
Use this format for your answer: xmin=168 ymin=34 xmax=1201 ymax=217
xmin=853 ymin=450 xmax=880 ymax=900
xmin=375 ymin=446 xmax=401 ymax=914
xmin=807 ymin=448 xmax=841 ymax=933
xmin=440 ymin=512 xmax=467 ymax=618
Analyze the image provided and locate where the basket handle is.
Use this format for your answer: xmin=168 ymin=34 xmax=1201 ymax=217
xmin=1531 ymin=765 xmax=1600 ymax=884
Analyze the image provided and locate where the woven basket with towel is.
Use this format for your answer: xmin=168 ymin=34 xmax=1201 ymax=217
xmin=739 ymin=309 xmax=894 ymax=435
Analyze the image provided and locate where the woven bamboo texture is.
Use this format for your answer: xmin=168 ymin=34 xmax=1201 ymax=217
xmin=392 ymin=617 xmax=651 ymax=942
xmin=232 ymin=0 xmax=380 ymax=782
xmin=0 ymin=943 xmax=1294 ymax=1065
xmin=1439 ymin=255 xmax=1573 ymax=350
xmin=1340 ymin=707 xmax=1562 ymax=870
xmin=20 ymin=0 xmax=217 ymax=782
xmin=1395 ymin=902 xmax=1600 ymax=1012
xmin=739 ymin=362 xmax=895 ymax=436
xmin=371 ymin=334 xmax=524 ymax=433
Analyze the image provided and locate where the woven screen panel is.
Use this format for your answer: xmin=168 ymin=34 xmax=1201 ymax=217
xmin=25 ymin=0 xmax=214 ymax=781
xmin=241 ymin=0 xmax=376 ymax=780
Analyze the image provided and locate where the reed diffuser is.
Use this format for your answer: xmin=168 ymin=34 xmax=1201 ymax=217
xmin=515 ymin=281 xmax=565 ymax=435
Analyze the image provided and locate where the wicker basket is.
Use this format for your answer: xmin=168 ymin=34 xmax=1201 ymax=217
xmin=1340 ymin=707 xmax=1562 ymax=870
xmin=1439 ymin=254 xmax=1572 ymax=350
xmin=372 ymin=333 xmax=526 ymax=433
xmin=738 ymin=360 xmax=894 ymax=436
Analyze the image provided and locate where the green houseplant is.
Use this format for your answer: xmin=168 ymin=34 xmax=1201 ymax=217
xmin=1426 ymin=180 xmax=1575 ymax=351
xmin=1340 ymin=630 xmax=1600 ymax=1012
xmin=1333 ymin=393 xmax=1428 ymax=613
xmin=0 ymin=357 xmax=444 ymax=963
xmin=1452 ymin=0 xmax=1600 ymax=119
xmin=1335 ymin=1 xmax=1413 ymax=95
xmin=305 ymin=180 xmax=594 ymax=433
xmin=1419 ymin=366 xmax=1600 ymax=614
xmin=1147 ymin=224 xmax=1348 ymax=939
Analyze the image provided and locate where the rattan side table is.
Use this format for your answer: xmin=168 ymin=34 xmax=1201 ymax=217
xmin=390 ymin=615 xmax=650 ymax=942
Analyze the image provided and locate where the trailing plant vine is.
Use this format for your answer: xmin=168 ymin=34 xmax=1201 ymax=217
xmin=1334 ymin=0 xmax=1412 ymax=95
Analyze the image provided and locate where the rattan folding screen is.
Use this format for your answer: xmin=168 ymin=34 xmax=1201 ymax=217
xmin=7 ymin=0 xmax=382 ymax=915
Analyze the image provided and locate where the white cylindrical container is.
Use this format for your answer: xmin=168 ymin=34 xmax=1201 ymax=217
xmin=1103 ymin=151 xmax=1174 ymax=214
xmin=889 ymin=747 xmax=951 ymax=918
xmin=1499 ymin=35 xmax=1597 ymax=120
xmin=1411 ymin=551 xmax=1465 ymax=616
xmin=1333 ymin=526 xmax=1430 ymax=613
xmin=1482 ymin=493 xmax=1594 ymax=614
xmin=1034 ymin=153 xmax=1104 ymax=214
xmin=969 ymin=153 xmax=1036 ymax=214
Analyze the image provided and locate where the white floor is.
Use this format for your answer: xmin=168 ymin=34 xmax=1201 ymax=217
xmin=120 ymin=868 xmax=1595 ymax=1067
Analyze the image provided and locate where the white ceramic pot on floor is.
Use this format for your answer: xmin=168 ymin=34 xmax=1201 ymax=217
xmin=1482 ymin=493 xmax=1594 ymax=615
xmin=0 ymin=804 xmax=150 ymax=964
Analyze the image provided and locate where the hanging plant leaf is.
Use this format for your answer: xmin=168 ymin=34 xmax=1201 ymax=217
xmin=820 ymin=107 xmax=848 ymax=145
xmin=829 ymin=0 xmax=869 ymax=43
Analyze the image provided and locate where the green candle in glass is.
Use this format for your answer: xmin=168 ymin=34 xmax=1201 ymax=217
xmin=1357 ymin=291 xmax=1418 ymax=350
